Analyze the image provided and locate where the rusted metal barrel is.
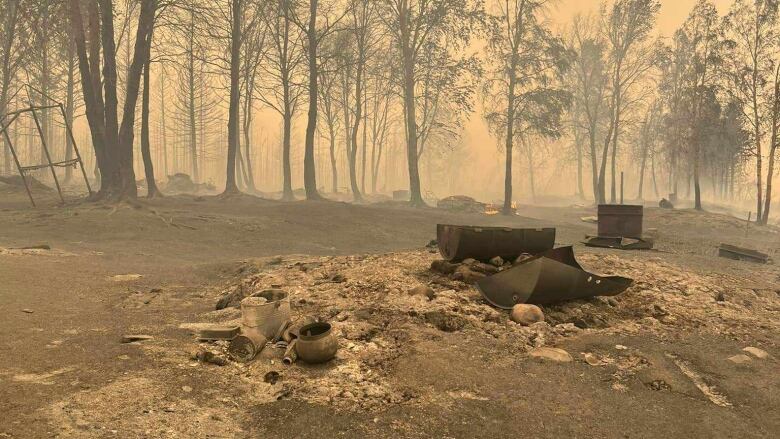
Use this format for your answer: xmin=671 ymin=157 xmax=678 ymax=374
xmin=437 ymin=224 xmax=555 ymax=262
xmin=597 ymin=204 xmax=643 ymax=238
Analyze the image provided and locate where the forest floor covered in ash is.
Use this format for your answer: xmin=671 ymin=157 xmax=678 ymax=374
xmin=0 ymin=183 xmax=778 ymax=438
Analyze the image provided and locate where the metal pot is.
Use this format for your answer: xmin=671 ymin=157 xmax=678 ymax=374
xmin=295 ymin=322 xmax=338 ymax=364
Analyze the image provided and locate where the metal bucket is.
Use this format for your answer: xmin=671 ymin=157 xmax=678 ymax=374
xmin=240 ymin=289 xmax=291 ymax=339
xmin=597 ymin=204 xmax=643 ymax=238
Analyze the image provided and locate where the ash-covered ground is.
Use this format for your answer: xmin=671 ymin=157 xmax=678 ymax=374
xmin=0 ymin=187 xmax=777 ymax=438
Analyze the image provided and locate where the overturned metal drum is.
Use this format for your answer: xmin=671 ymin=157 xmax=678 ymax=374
xmin=437 ymin=224 xmax=555 ymax=262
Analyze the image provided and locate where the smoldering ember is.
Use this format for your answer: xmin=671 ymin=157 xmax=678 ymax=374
xmin=0 ymin=0 xmax=778 ymax=438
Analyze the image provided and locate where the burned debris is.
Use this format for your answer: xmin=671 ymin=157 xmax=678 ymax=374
xmin=435 ymin=225 xmax=633 ymax=308
xmin=718 ymin=244 xmax=770 ymax=264
xmin=584 ymin=204 xmax=654 ymax=250
xmin=437 ymin=224 xmax=555 ymax=262
xmin=476 ymin=247 xmax=633 ymax=308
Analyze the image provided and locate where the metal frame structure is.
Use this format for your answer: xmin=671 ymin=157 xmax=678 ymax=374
xmin=0 ymin=88 xmax=92 ymax=207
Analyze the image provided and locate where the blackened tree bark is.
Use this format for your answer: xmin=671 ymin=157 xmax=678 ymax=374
xmin=224 ymin=0 xmax=243 ymax=195
xmin=303 ymin=0 xmax=323 ymax=200
xmin=64 ymin=41 xmax=76 ymax=183
xmin=141 ymin=27 xmax=161 ymax=198
xmin=69 ymin=0 xmax=156 ymax=200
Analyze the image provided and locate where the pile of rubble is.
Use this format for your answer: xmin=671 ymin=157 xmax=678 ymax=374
xmin=182 ymin=235 xmax=778 ymax=410
xmin=436 ymin=195 xmax=486 ymax=213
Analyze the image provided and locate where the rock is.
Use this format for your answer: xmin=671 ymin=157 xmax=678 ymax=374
xmin=430 ymin=260 xmax=458 ymax=275
xmin=582 ymin=352 xmax=605 ymax=366
xmin=529 ymin=347 xmax=573 ymax=363
xmin=468 ymin=262 xmax=499 ymax=275
xmin=452 ymin=265 xmax=486 ymax=283
xmin=514 ymin=254 xmax=533 ymax=265
xmin=192 ymin=349 xmax=228 ymax=366
xmin=437 ymin=195 xmax=486 ymax=213
xmin=182 ymin=385 xmax=192 ymax=393
xmin=742 ymin=347 xmax=769 ymax=359
xmin=408 ymin=285 xmax=436 ymax=300
xmin=510 ymin=304 xmax=545 ymax=326
xmin=716 ymin=292 xmax=726 ymax=302
xmin=330 ymin=273 xmax=347 ymax=283
xmin=727 ymin=354 xmax=752 ymax=364
xmin=462 ymin=258 xmax=477 ymax=265
xmin=489 ymin=256 xmax=504 ymax=267
xmin=553 ymin=323 xmax=580 ymax=336
xmin=21 ymin=309 xmax=34 ymax=314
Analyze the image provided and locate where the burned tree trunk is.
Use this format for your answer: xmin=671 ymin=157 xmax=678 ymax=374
xmin=223 ymin=0 xmax=242 ymax=195
xmin=303 ymin=0 xmax=322 ymax=200
xmin=64 ymin=42 xmax=76 ymax=183
xmin=140 ymin=29 xmax=160 ymax=198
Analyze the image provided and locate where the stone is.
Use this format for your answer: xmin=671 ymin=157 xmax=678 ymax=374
xmin=452 ymin=265 xmax=485 ymax=283
xmin=583 ymin=352 xmax=605 ymax=366
xmin=727 ymin=354 xmax=752 ymax=364
xmin=742 ymin=347 xmax=769 ymax=359
xmin=529 ymin=347 xmax=573 ymax=363
xmin=408 ymin=285 xmax=435 ymax=300
xmin=330 ymin=273 xmax=347 ymax=283
xmin=430 ymin=260 xmax=458 ymax=275
xmin=192 ymin=349 xmax=228 ymax=366
xmin=510 ymin=304 xmax=545 ymax=326
xmin=489 ymin=256 xmax=504 ymax=267
xmin=182 ymin=385 xmax=192 ymax=393
xmin=469 ymin=262 xmax=499 ymax=275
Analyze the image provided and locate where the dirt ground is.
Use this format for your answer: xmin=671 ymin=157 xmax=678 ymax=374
xmin=0 ymin=185 xmax=778 ymax=438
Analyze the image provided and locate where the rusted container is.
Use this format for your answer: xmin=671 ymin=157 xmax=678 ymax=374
xmin=240 ymin=289 xmax=291 ymax=339
xmin=597 ymin=204 xmax=643 ymax=238
xmin=437 ymin=224 xmax=556 ymax=262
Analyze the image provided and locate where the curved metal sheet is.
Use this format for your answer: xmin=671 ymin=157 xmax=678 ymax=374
xmin=476 ymin=247 xmax=633 ymax=308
